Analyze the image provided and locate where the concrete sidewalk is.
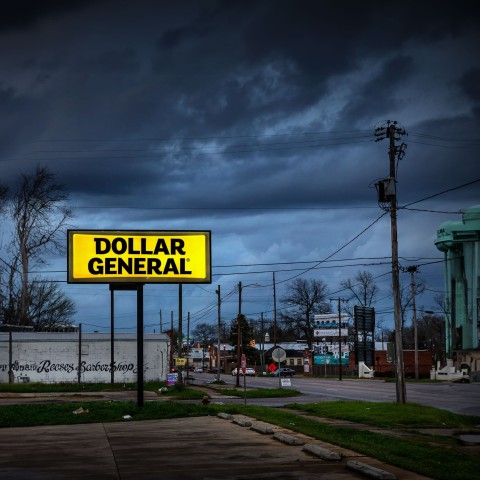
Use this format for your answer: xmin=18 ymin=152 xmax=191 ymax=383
xmin=0 ymin=414 xmax=432 ymax=480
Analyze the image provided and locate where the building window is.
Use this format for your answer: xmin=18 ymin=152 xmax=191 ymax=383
xmin=289 ymin=359 xmax=294 ymax=366
xmin=297 ymin=358 xmax=302 ymax=365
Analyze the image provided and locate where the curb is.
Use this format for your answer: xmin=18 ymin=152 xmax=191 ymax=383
xmin=250 ymin=421 xmax=274 ymax=434
xmin=221 ymin=413 xmax=400 ymax=480
xmin=273 ymin=432 xmax=305 ymax=446
xmin=302 ymin=443 xmax=341 ymax=461
xmin=347 ymin=460 xmax=397 ymax=479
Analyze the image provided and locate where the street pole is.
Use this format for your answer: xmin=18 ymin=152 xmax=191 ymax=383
xmin=389 ymin=126 xmax=406 ymax=403
xmin=260 ymin=312 xmax=264 ymax=374
xmin=338 ymin=299 xmax=342 ymax=381
xmin=236 ymin=281 xmax=242 ymax=388
xmin=216 ymin=285 xmax=221 ymax=382
xmin=187 ymin=311 xmax=190 ymax=371
xmin=178 ymin=284 xmax=183 ymax=384
xmin=273 ymin=272 xmax=277 ymax=346
xmin=375 ymin=120 xmax=407 ymax=404
xmin=330 ymin=297 xmax=347 ymax=380
xmin=407 ymin=266 xmax=419 ymax=380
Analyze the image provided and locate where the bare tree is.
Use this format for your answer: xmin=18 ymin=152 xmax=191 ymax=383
xmin=28 ymin=280 xmax=76 ymax=330
xmin=280 ymin=278 xmax=330 ymax=349
xmin=9 ymin=166 xmax=73 ymax=325
xmin=340 ymin=270 xmax=378 ymax=308
xmin=0 ymin=183 xmax=10 ymax=319
xmin=192 ymin=322 xmax=217 ymax=347
xmin=0 ymin=183 xmax=8 ymax=213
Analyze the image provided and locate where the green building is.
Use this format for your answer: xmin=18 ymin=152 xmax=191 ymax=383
xmin=435 ymin=205 xmax=480 ymax=373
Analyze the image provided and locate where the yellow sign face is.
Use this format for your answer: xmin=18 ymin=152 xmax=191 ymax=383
xmin=67 ymin=230 xmax=211 ymax=284
xmin=174 ymin=358 xmax=187 ymax=366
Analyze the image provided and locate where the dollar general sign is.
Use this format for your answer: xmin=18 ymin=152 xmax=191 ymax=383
xmin=67 ymin=230 xmax=211 ymax=284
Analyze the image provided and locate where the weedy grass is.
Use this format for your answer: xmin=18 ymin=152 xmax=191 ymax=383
xmin=215 ymin=387 xmax=302 ymax=398
xmin=286 ymin=400 xmax=480 ymax=429
xmin=241 ymin=405 xmax=480 ymax=480
xmin=0 ymin=388 xmax=479 ymax=480
xmin=0 ymin=401 xmax=229 ymax=427
xmin=0 ymin=381 xmax=165 ymax=394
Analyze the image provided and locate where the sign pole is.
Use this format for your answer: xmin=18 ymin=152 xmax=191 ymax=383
xmin=243 ymin=372 xmax=247 ymax=405
xmin=241 ymin=353 xmax=247 ymax=404
xmin=137 ymin=284 xmax=144 ymax=407
xmin=110 ymin=288 xmax=115 ymax=385
xmin=67 ymin=230 xmax=212 ymax=403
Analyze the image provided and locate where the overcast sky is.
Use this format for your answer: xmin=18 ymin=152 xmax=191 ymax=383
xmin=1 ymin=1 xmax=479 ymax=337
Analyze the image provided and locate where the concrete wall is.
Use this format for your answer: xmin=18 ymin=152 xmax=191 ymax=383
xmin=0 ymin=332 xmax=170 ymax=383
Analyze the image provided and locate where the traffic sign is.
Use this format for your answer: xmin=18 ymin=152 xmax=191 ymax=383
xmin=268 ymin=363 xmax=277 ymax=372
xmin=271 ymin=347 xmax=286 ymax=362
xmin=281 ymin=378 xmax=291 ymax=387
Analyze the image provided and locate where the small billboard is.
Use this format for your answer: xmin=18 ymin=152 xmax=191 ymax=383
xmin=67 ymin=230 xmax=211 ymax=284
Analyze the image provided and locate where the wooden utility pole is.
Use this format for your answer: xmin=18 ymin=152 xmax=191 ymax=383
xmin=236 ymin=282 xmax=242 ymax=387
xmin=216 ymin=285 xmax=222 ymax=381
xmin=375 ymin=120 xmax=407 ymax=403
xmin=273 ymin=272 xmax=277 ymax=346
xmin=178 ymin=284 xmax=183 ymax=384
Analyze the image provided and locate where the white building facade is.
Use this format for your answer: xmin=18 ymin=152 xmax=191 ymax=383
xmin=0 ymin=332 xmax=170 ymax=383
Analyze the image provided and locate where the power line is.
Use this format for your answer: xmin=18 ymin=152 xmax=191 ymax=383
xmin=402 ymin=177 xmax=480 ymax=208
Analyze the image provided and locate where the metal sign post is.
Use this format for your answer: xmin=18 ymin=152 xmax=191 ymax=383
xmin=241 ymin=353 xmax=247 ymax=404
xmin=67 ymin=230 xmax=212 ymax=407
xmin=110 ymin=283 xmax=144 ymax=406
xmin=271 ymin=347 xmax=286 ymax=388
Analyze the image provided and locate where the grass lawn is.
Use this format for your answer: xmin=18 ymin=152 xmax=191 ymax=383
xmin=286 ymin=400 xmax=480 ymax=429
xmin=0 ymin=383 xmax=479 ymax=480
xmin=215 ymin=387 xmax=302 ymax=398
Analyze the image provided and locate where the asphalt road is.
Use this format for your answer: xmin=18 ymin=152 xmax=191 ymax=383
xmin=198 ymin=373 xmax=480 ymax=416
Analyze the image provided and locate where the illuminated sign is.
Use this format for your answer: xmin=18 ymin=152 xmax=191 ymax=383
xmin=67 ymin=230 xmax=211 ymax=284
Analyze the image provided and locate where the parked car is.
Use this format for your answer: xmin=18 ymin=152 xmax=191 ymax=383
xmin=270 ymin=368 xmax=295 ymax=377
xmin=231 ymin=367 xmax=256 ymax=376
xmin=193 ymin=367 xmax=204 ymax=373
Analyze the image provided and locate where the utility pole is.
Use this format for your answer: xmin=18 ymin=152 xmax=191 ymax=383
xmin=260 ymin=312 xmax=265 ymax=374
xmin=159 ymin=310 xmax=163 ymax=333
xmin=375 ymin=120 xmax=407 ymax=403
xmin=406 ymin=266 xmax=419 ymax=380
xmin=216 ymin=285 xmax=222 ymax=381
xmin=273 ymin=272 xmax=277 ymax=346
xmin=236 ymin=281 xmax=242 ymax=388
xmin=330 ymin=297 xmax=347 ymax=381
xmin=187 ymin=311 xmax=190 ymax=370
xmin=178 ymin=285 xmax=183 ymax=384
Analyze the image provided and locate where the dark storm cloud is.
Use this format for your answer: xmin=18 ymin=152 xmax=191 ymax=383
xmin=0 ymin=0 xmax=99 ymax=32
xmin=336 ymin=55 xmax=416 ymax=127
xmin=458 ymin=67 xmax=480 ymax=103
xmin=1 ymin=1 xmax=479 ymax=329
xmin=76 ymin=48 xmax=140 ymax=75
